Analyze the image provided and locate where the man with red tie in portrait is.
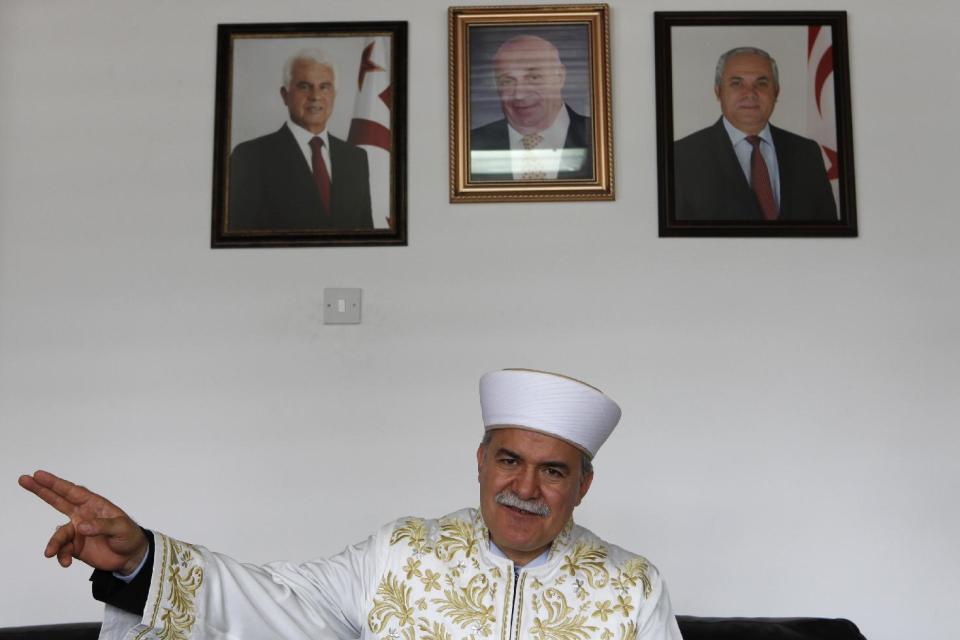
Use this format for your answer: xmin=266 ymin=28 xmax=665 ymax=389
xmin=673 ymin=46 xmax=837 ymax=222
xmin=227 ymin=49 xmax=373 ymax=232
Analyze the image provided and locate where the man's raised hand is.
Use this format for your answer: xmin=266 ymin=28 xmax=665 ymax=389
xmin=18 ymin=470 xmax=148 ymax=576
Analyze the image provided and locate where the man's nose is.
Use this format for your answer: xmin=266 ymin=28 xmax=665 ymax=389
xmin=512 ymin=468 xmax=539 ymax=499
xmin=511 ymin=78 xmax=539 ymax=98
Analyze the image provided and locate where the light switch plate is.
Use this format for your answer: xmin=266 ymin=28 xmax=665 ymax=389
xmin=323 ymin=288 xmax=361 ymax=324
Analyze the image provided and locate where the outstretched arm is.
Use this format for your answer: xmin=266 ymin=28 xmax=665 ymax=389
xmin=20 ymin=469 xmax=377 ymax=638
xmin=18 ymin=470 xmax=149 ymax=576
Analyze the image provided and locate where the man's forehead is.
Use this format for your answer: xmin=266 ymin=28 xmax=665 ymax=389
xmin=494 ymin=37 xmax=560 ymax=66
xmin=495 ymin=58 xmax=557 ymax=69
xmin=485 ymin=427 xmax=587 ymax=459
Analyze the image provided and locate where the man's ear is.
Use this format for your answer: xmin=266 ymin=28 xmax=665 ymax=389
xmin=576 ymin=471 xmax=594 ymax=506
xmin=476 ymin=443 xmax=486 ymax=478
xmin=280 ymin=86 xmax=290 ymax=105
xmin=714 ymin=85 xmax=722 ymax=101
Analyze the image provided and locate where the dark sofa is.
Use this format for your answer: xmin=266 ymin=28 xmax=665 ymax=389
xmin=0 ymin=616 xmax=867 ymax=639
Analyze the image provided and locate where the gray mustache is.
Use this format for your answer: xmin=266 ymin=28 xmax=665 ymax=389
xmin=495 ymin=490 xmax=551 ymax=517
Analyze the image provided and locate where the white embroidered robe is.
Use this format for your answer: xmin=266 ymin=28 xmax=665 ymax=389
xmin=99 ymin=508 xmax=682 ymax=640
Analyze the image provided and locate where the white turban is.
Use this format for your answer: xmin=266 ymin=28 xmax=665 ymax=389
xmin=479 ymin=369 xmax=622 ymax=458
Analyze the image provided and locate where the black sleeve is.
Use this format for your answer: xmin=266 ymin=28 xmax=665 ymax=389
xmin=90 ymin=528 xmax=154 ymax=616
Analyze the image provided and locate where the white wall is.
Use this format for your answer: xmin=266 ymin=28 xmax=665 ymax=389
xmin=1 ymin=1 xmax=957 ymax=638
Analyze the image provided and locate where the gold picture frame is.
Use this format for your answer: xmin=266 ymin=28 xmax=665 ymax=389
xmin=449 ymin=4 xmax=613 ymax=203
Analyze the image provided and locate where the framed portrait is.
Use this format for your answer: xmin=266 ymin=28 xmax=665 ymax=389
xmin=449 ymin=4 xmax=614 ymax=203
xmin=655 ymin=12 xmax=857 ymax=237
xmin=211 ymin=22 xmax=407 ymax=248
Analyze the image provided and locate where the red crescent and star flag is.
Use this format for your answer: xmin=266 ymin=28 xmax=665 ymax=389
xmin=806 ymin=26 xmax=840 ymax=206
xmin=348 ymin=37 xmax=393 ymax=229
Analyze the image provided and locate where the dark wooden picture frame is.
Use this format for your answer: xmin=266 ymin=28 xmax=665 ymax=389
xmin=655 ymin=12 xmax=857 ymax=237
xmin=449 ymin=4 xmax=614 ymax=203
xmin=211 ymin=22 xmax=407 ymax=248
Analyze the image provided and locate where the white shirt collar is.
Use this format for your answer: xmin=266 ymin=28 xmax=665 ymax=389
xmin=721 ymin=116 xmax=774 ymax=148
xmin=285 ymin=119 xmax=332 ymax=179
xmin=286 ymin=118 xmax=329 ymax=148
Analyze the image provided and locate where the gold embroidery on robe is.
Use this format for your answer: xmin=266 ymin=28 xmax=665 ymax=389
xmin=372 ymin=509 xmax=656 ymax=640
xmin=136 ymin=535 xmax=203 ymax=640
xmin=530 ymin=588 xmax=598 ymax=640
xmin=368 ymin=571 xmax=415 ymax=633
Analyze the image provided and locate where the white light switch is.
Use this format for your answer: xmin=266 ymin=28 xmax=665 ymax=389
xmin=323 ymin=288 xmax=362 ymax=324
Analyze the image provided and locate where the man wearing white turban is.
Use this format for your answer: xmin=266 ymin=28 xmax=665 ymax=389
xmin=19 ymin=369 xmax=682 ymax=639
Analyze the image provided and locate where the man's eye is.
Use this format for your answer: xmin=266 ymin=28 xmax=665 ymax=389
xmin=498 ymin=457 xmax=518 ymax=465
xmin=544 ymin=468 xmax=564 ymax=478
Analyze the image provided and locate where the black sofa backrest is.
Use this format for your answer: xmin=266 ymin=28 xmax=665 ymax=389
xmin=677 ymin=616 xmax=868 ymax=639
xmin=0 ymin=624 xmax=100 ymax=640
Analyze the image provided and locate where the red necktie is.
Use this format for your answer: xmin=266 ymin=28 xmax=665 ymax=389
xmin=746 ymin=135 xmax=778 ymax=220
xmin=309 ymin=137 xmax=331 ymax=214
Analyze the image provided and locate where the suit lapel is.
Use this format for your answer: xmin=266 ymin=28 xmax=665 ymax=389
xmin=769 ymin=126 xmax=795 ymax=218
xmin=327 ymin=134 xmax=346 ymax=218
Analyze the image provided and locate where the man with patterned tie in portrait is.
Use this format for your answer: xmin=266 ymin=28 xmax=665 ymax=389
xmin=470 ymin=34 xmax=593 ymax=183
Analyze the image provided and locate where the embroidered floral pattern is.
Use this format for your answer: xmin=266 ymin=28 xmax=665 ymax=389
xmin=136 ymin=535 xmax=203 ymax=640
xmin=435 ymin=517 xmax=479 ymax=561
xmin=561 ymin=543 xmax=610 ymax=588
xmin=417 ymin=619 xmax=455 ymax=640
xmin=391 ymin=518 xmax=431 ymax=556
xmin=368 ymin=571 xmax=415 ymax=633
xmin=432 ymin=573 xmax=495 ymax=636
xmin=404 ymin=557 xmax=422 ymax=580
xmin=612 ymin=594 xmax=634 ymax=618
xmin=421 ymin=569 xmax=441 ymax=591
xmin=617 ymin=621 xmax=639 ymax=640
xmin=611 ymin=558 xmax=652 ymax=598
xmin=530 ymin=588 xmax=598 ymax=640
xmin=592 ymin=600 xmax=614 ymax=622
xmin=371 ymin=509 xmax=656 ymax=640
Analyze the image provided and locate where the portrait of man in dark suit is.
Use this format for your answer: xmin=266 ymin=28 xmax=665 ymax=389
xmin=469 ymin=32 xmax=593 ymax=183
xmin=227 ymin=49 xmax=373 ymax=232
xmin=673 ymin=46 xmax=837 ymax=222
